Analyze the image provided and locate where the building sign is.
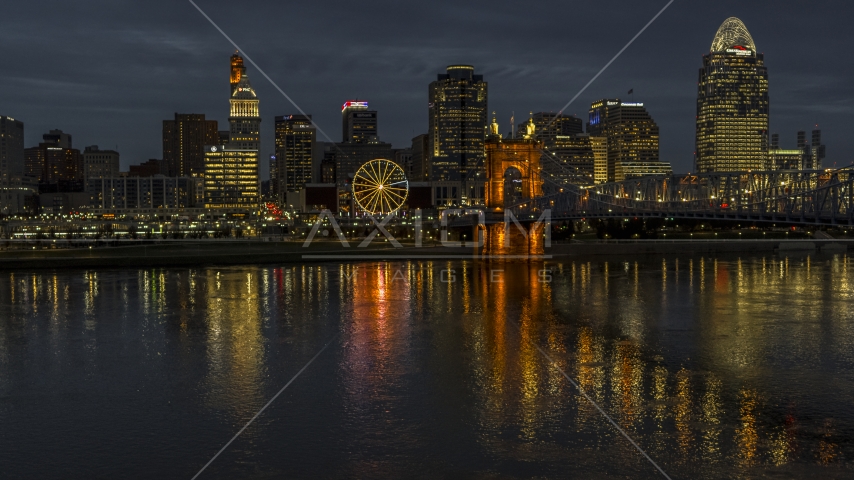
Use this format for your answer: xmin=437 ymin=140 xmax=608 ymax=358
xmin=726 ymin=45 xmax=753 ymax=56
xmin=621 ymin=102 xmax=644 ymax=107
xmin=342 ymin=101 xmax=369 ymax=111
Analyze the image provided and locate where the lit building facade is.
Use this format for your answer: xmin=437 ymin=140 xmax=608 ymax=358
xmin=24 ymin=129 xmax=82 ymax=185
xmin=162 ymin=113 xmax=219 ymax=177
xmin=0 ymin=115 xmax=24 ymax=182
xmin=83 ymin=146 xmax=120 ymax=179
xmin=588 ymin=100 xmax=660 ymax=182
xmin=769 ymin=149 xmax=807 ymax=170
xmin=204 ymin=57 xmax=261 ymax=209
xmin=204 ymin=146 xmax=260 ymax=209
xmin=696 ymin=17 xmax=769 ymax=172
xmin=428 ymin=65 xmax=488 ymax=186
xmin=591 ymin=136 xmax=608 ymax=184
xmin=341 ymin=101 xmax=377 ymax=143
xmin=230 ymin=51 xmax=244 ymax=94
xmin=327 ymin=100 xmax=393 ymax=205
xmin=518 ymin=112 xmax=582 ymax=141
xmin=614 ymin=161 xmax=673 ymax=182
xmin=0 ymin=175 xmax=38 ymax=215
xmin=542 ymin=134 xmax=596 ymax=187
xmin=768 ymin=129 xmax=825 ymax=170
xmin=274 ymin=114 xmax=316 ymax=200
xmin=88 ymin=176 xmax=199 ymax=210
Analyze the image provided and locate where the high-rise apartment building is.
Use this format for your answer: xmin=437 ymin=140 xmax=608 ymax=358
xmin=162 ymin=113 xmax=219 ymax=177
xmin=0 ymin=116 xmax=25 ymax=182
xmin=428 ymin=65 xmax=488 ymax=184
xmin=83 ymin=146 xmax=120 ymax=179
xmin=341 ymin=101 xmax=377 ymax=144
xmin=204 ymin=55 xmax=261 ymax=209
xmin=274 ymin=114 xmax=316 ymax=200
xmin=588 ymin=100 xmax=660 ymax=182
xmin=696 ymin=17 xmax=769 ymax=172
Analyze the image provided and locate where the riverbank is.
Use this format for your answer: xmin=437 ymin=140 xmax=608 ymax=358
xmin=0 ymin=238 xmax=850 ymax=269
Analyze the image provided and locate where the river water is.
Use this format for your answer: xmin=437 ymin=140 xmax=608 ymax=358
xmin=1 ymin=254 xmax=853 ymax=479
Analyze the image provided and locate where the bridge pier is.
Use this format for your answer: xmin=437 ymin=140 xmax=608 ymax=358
xmin=481 ymin=213 xmax=545 ymax=260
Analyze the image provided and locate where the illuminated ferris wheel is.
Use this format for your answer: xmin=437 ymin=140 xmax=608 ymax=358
xmin=352 ymin=159 xmax=409 ymax=215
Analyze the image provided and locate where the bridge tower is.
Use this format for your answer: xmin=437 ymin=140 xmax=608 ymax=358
xmin=482 ymin=117 xmax=545 ymax=258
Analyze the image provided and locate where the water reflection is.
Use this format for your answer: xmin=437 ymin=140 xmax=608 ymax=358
xmin=0 ymin=254 xmax=852 ymax=477
xmin=202 ymin=269 xmax=265 ymax=419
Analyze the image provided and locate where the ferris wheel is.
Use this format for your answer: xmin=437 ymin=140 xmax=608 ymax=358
xmin=352 ymin=159 xmax=409 ymax=215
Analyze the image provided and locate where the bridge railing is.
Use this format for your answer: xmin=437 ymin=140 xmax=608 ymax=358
xmin=506 ymin=166 xmax=854 ymax=225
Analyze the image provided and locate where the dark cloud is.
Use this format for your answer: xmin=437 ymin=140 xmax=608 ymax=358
xmin=1 ymin=0 xmax=852 ymax=174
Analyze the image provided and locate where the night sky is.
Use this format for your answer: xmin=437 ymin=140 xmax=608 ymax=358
xmin=1 ymin=0 xmax=851 ymax=177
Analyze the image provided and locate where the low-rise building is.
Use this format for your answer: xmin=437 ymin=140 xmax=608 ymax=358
xmin=615 ymin=161 xmax=673 ymax=182
xmin=87 ymin=176 xmax=200 ymax=210
xmin=0 ymin=176 xmax=38 ymax=215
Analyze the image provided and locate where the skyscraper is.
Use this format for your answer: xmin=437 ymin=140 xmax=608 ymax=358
xmin=545 ymin=134 xmax=603 ymax=184
xmin=410 ymin=134 xmax=430 ymax=181
xmin=0 ymin=116 xmax=24 ymax=182
xmin=811 ymin=129 xmax=826 ymax=169
xmin=428 ymin=65 xmax=488 ymax=185
xmin=696 ymin=17 xmax=769 ymax=172
xmin=588 ymin=99 xmax=660 ymax=182
xmin=24 ymin=129 xmax=82 ymax=186
xmin=529 ymin=112 xmax=589 ymax=187
xmin=274 ymin=114 xmax=316 ymax=200
xmin=341 ymin=101 xmax=377 ymax=143
xmin=162 ymin=113 xmax=219 ymax=177
xmin=331 ymin=101 xmax=392 ymax=201
xmin=204 ymin=55 xmax=261 ymax=209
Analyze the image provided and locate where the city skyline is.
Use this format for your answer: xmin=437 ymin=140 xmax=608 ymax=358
xmin=0 ymin=1 xmax=851 ymax=177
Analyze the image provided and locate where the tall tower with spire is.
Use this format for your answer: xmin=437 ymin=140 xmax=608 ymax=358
xmin=204 ymin=53 xmax=261 ymax=209
xmin=230 ymin=51 xmax=245 ymax=94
